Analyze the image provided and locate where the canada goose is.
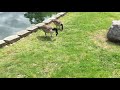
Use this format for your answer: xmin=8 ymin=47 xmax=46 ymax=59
xmin=40 ymin=25 xmax=58 ymax=37
xmin=52 ymin=19 xmax=63 ymax=31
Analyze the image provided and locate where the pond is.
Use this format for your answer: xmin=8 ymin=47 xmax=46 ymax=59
xmin=0 ymin=12 xmax=57 ymax=40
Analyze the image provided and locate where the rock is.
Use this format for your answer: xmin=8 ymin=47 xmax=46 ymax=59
xmin=112 ymin=20 xmax=120 ymax=25
xmin=54 ymin=14 xmax=61 ymax=19
xmin=16 ymin=30 xmax=31 ymax=38
xmin=49 ymin=12 xmax=67 ymax=21
xmin=107 ymin=20 xmax=120 ymax=42
xmin=35 ymin=23 xmax=45 ymax=28
xmin=57 ymin=12 xmax=67 ymax=17
xmin=26 ymin=26 xmax=38 ymax=32
xmin=0 ymin=40 xmax=6 ymax=48
xmin=50 ymin=15 xmax=58 ymax=19
xmin=4 ymin=35 xmax=20 ymax=44
xmin=49 ymin=17 xmax=56 ymax=21
xmin=42 ymin=19 xmax=52 ymax=24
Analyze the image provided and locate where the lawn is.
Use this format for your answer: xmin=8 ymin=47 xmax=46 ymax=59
xmin=1 ymin=12 xmax=120 ymax=78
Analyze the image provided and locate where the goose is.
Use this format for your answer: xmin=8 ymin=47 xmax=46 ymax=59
xmin=52 ymin=19 xmax=63 ymax=31
xmin=40 ymin=25 xmax=58 ymax=37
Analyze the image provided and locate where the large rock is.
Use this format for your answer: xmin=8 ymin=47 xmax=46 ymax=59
xmin=107 ymin=20 xmax=120 ymax=42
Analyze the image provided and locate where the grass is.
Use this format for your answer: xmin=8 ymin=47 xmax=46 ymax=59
xmin=1 ymin=12 xmax=120 ymax=77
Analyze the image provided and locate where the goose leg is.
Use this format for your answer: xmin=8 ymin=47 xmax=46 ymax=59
xmin=50 ymin=33 xmax=52 ymax=37
xmin=45 ymin=33 xmax=47 ymax=37
xmin=50 ymin=29 xmax=54 ymax=37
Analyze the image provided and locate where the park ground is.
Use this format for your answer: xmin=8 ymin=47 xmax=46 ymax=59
xmin=1 ymin=12 xmax=120 ymax=78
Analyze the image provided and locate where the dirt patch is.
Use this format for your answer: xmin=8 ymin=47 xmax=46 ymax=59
xmin=90 ymin=29 xmax=120 ymax=50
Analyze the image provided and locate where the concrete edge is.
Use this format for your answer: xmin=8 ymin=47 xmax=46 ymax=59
xmin=0 ymin=12 xmax=67 ymax=48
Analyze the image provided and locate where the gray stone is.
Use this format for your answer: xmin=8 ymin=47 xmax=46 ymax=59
xmin=112 ymin=20 xmax=120 ymax=26
xmin=57 ymin=12 xmax=65 ymax=16
xmin=35 ymin=23 xmax=45 ymax=28
xmin=42 ymin=19 xmax=53 ymax=24
xmin=54 ymin=14 xmax=61 ymax=19
xmin=0 ymin=40 xmax=6 ymax=48
xmin=51 ymin=15 xmax=58 ymax=19
xmin=49 ymin=17 xmax=56 ymax=21
xmin=60 ymin=12 xmax=67 ymax=16
xmin=107 ymin=20 xmax=120 ymax=42
xmin=4 ymin=35 xmax=20 ymax=44
xmin=26 ymin=26 xmax=38 ymax=32
xmin=16 ymin=30 xmax=31 ymax=38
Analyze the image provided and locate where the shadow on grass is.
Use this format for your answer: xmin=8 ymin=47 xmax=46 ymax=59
xmin=37 ymin=36 xmax=52 ymax=41
xmin=106 ymin=40 xmax=120 ymax=46
xmin=36 ymin=36 xmax=57 ymax=42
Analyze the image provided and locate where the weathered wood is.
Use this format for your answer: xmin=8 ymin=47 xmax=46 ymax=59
xmin=4 ymin=35 xmax=20 ymax=44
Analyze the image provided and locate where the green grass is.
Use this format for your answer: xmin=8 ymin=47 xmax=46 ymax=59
xmin=1 ymin=12 xmax=120 ymax=78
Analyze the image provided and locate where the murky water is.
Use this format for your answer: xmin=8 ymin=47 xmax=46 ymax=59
xmin=0 ymin=12 xmax=57 ymax=40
